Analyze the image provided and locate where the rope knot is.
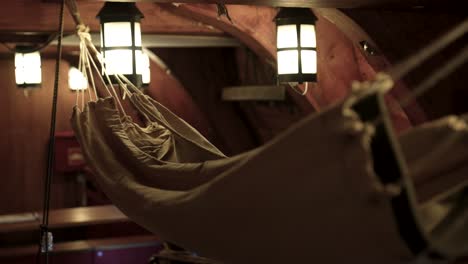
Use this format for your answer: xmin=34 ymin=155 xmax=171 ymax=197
xmin=351 ymin=72 xmax=394 ymax=95
xmin=77 ymin=24 xmax=91 ymax=41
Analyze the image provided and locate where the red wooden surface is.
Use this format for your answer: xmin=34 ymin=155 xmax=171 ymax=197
xmin=4 ymin=251 xmax=94 ymax=264
xmin=0 ymin=1 xmax=223 ymax=35
xmin=55 ymin=131 xmax=86 ymax=173
xmin=75 ymin=0 xmax=468 ymax=9
xmin=94 ymin=243 xmax=161 ymax=264
xmin=1 ymin=236 xmax=162 ymax=264
xmin=0 ymin=205 xmax=127 ymax=233
xmin=160 ymin=4 xmax=419 ymax=133
xmin=0 ymin=50 xmax=227 ymax=213
xmin=144 ymin=51 xmax=214 ymax=139
xmin=0 ymin=59 xmax=78 ymax=214
xmin=153 ymin=47 xmax=257 ymax=154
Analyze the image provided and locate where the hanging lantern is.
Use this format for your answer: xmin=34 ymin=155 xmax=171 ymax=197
xmin=274 ymin=8 xmax=318 ymax=84
xmin=15 ymin=48 xmax=42 ymax=88
xmin=97 ymin=2 xmax=144 ymax=87
xmin=68 ymin=67 xmax=88 ymax=91
xmin=142 ymin=52 xmax=150 ymax=87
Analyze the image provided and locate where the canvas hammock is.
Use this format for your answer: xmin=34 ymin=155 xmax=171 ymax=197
xmin=70 ymin=21 xmax=468 ymax=263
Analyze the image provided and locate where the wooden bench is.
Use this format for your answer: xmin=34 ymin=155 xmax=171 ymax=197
xmin=0 ymin=205 xmax=161 ymax=263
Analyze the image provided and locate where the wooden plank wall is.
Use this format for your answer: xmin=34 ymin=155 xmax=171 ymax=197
xmin=0 ymin=47 xmax=258 ymax=214
xmin=0 ymin=58 xmax=78 ymax=214
xmin=153 ymin=47 xmax=257 ymax=155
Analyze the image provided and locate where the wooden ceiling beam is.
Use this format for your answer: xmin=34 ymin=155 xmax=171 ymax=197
xmin=74 ymin=0 xmax=462 ymax=9
xmin=0 ymin=1 xmax=223 ymax=35
xmin=0 ymin=32 xmax=54 ymax=45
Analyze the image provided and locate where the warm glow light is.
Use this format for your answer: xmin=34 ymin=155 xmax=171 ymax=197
xmin=278 ymin=50 xmax=298 ymax=74
xmin=135 ymin=50 xmax=144 ymax=74
xmin=104 ymin=49 xmax=133 ymax=75
xmin=68 ymin=67 xmax=88 ymax=90
xmin=15 ymin=51 xmax=42 ymax=87
xmin=103 ymin=49 xmax=144 ymax=76
xmin=300 ymin=25 xmax=316 ymax=47
xmin=275 ymin=8 xmax=318 ymax=83
xmin=101 ymin=25 xmax=143 ymax=76
xmin=98 ymin=2 xmax=144 ymax=87
xmin=277 ymin=25 xmax=298 ymax=48
xmin=102 ymin=22 xmax=141 ymax=47
xmin=141 ymin=52 xmax=150 ymax=85
xmin=301 ymin=50 xmax=317 ymax=74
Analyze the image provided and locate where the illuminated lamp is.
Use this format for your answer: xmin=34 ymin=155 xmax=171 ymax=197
xmin=275 ymin=8 xmax=318 ymax=83
xmin=68 ymin=67 xmax=88 ymax=91
xmin=15 ymin=48 xmax=42 ymax=88
xmin=97 ymin=2 xmax=144 ymax=87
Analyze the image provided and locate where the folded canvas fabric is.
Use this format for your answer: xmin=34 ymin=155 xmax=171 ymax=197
xmin=129 ymin=93 xmax=227 ymax=162
xmin=115 ymin=92 xmax=468 ymax=199
xmin=118 ymin=114 xmax=174 ymax=161
xmin=93 ymin=96 xmax=255 ymax=190
xmin=399 ymin=114 xmax=468 ymax=203
xmin=72 ymin=94 xmax=418 ymax=264
xmin=396 ymin=114 xmax=468 ymax=253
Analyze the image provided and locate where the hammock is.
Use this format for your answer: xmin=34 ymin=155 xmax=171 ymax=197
xmin=73 ymin=92 xmax=408 ymax=263
xmin=399 ymin=114 xmax=468 ymax=203
xmin=127 ymin=93 xmax=227 ymax=162
xmin=72 ymin=87 xmax=468 ymax=262
xmin=70 ymin=19 xmax=468 ymax=263
xmin=88 ymin=95 xmax=255 ymax=191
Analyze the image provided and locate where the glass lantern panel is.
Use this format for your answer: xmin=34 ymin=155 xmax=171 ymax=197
xmin=141 ymin=52 xmax=150 ymax=68
xmin=24 ymin=67 xmax=42 ymax=84
xmin=277 ymin=25 xmax=298 ymax=48
xmin=15 ymin=52 xmax=41 ymax=84
xmin=300 ymin=24 xmax=316 ymax=48
xmin=103 ymin=22 xmax=133 ymax=47
xmin=24 ymin=52 xmax=41 ymax=67
xmin=105 ymin=49 xmax=133 ymax=74
xmin=142 ymin=68 xmax=150 ymax=85
xmin=301 ymin=50 xmax=317 ymax=74
xmin=15 ymin=53 xmax=25 ymax=84
xmin=15 ymin=69 xmax=24 ymax=85
xmin=135 ymin=50 xmax=145 ymax=75
xmin=141 ymin=53 xmax=150 ymax=84
xmin=277 ymin=50 xmax=299 ymax=74
xmin=14 ymin=53 xmax=24 ymax=68
xmin=134 ymin=22 xmax=142 ymax=47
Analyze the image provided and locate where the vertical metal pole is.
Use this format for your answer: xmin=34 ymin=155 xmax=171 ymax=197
xmin=38 ymin=0 xmax=65 ymax=263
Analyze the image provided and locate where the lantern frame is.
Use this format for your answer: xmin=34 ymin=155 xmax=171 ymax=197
xmin=15 ymin=46 xmax=42 ymax=88
xmin=97 ymin=2 xmax=144 ymax=87
xmin=274 ymin=8 xmax=318 ymax=83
